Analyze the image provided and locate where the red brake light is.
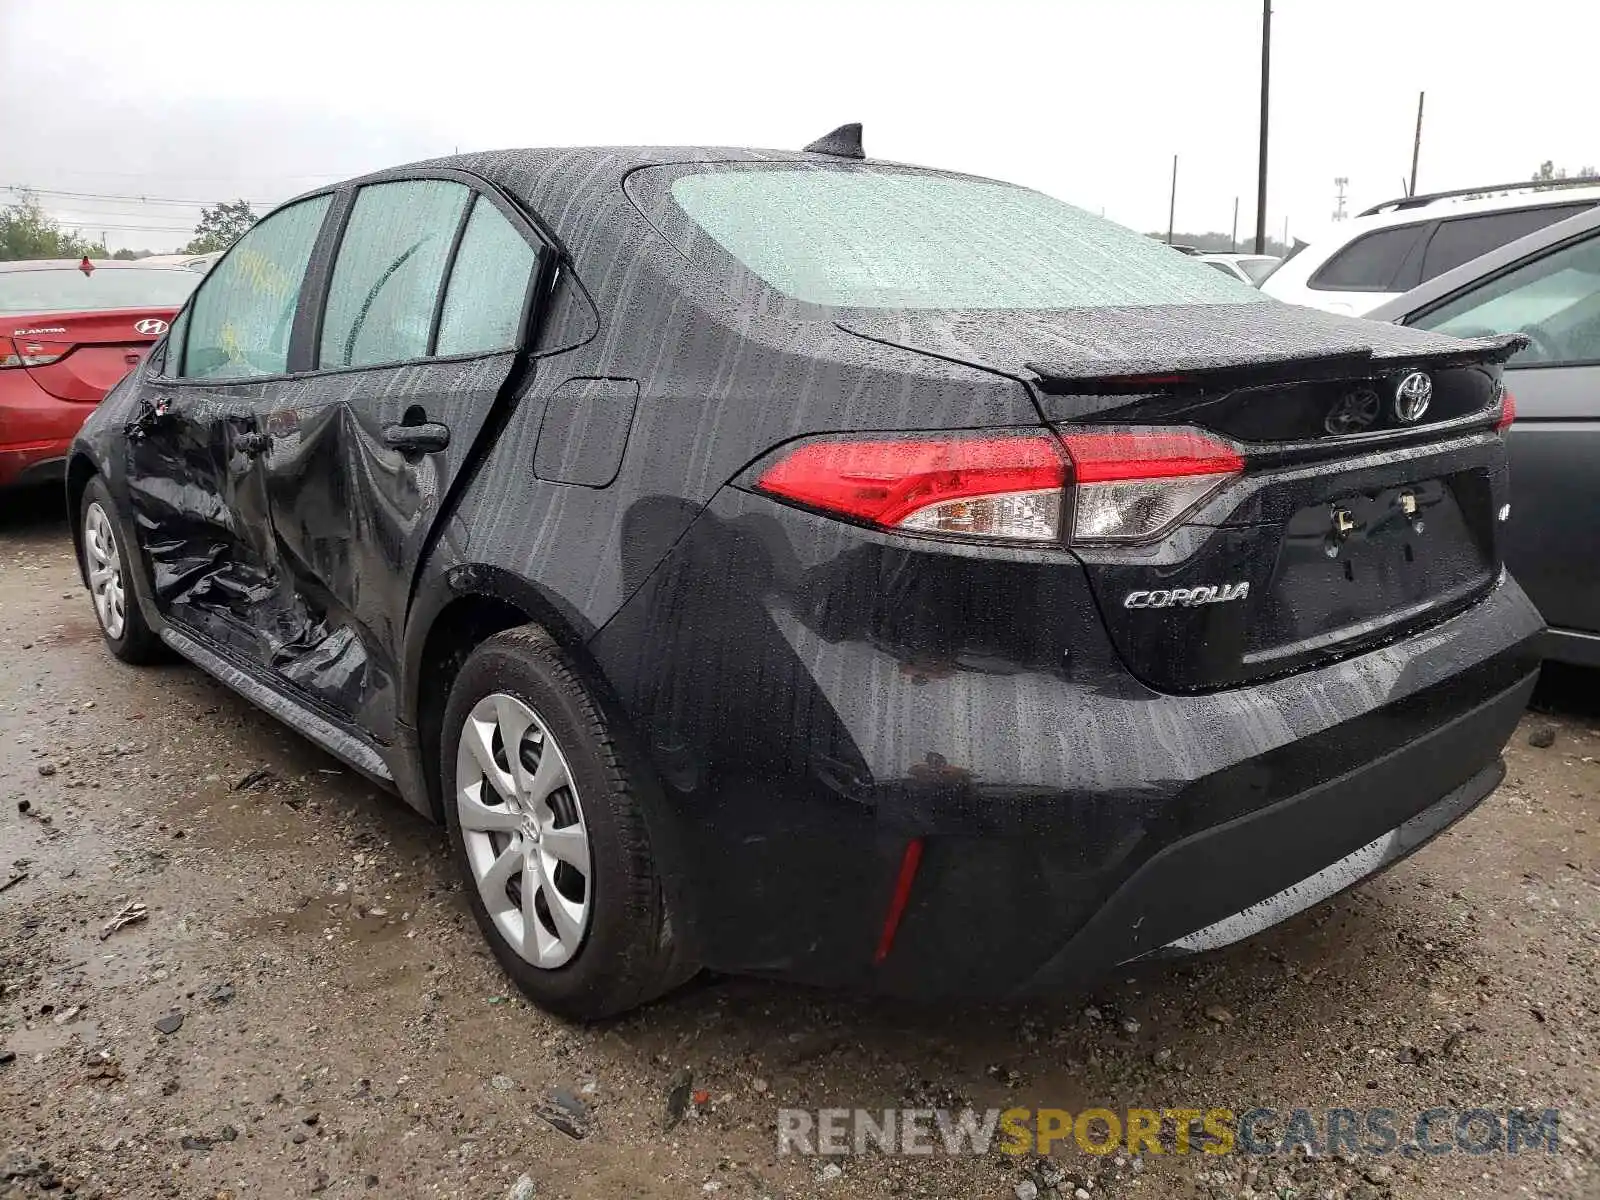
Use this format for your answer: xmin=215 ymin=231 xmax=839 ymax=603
xmin=1055 ymin=430 xmax=1245 ymax=482
xmin=1496 ymin=390 xmax=1516 ymax=432
xmin=0 ymin=335 xmax=65 ymax=370
xmin=756 ymin=434 xmax=1067 ymax=541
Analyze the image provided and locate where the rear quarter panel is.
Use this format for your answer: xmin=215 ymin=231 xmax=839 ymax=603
xmin=1503 ymin=364 xmax=1600 ymax=634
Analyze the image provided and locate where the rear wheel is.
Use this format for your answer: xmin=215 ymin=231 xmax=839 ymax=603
xmin=440 ymin=625 xmax=692 ymax=1020
xmin=80 ymin=476 xmax=163 ymax=664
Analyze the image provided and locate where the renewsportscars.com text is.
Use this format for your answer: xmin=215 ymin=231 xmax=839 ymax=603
xmin=777 ymin=1107 xmax=1561 ymax=1158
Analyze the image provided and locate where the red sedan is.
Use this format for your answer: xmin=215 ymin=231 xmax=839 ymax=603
xmin=1 ymin=259 xmax=201 ymax=489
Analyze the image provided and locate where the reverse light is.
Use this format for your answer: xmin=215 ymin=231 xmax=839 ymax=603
xmin=1495 ymin=390 xmax=1516 ymax=432
xmin=0 ymin=336 xmax=65 ymax=369
xmin=754 ymin=426 xmax=1245 ymax=545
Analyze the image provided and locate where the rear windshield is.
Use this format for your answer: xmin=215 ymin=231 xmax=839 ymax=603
xmin=0 ymin=267 xmax=201 ymax=315
xmin=669 ymin=170 xmax=1263 ymax=310
xmin=1238 ymin=257 xmax=1280 ymax=284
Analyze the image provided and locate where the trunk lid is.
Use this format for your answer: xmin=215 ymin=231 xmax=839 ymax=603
xmin=10 ymin=308 xmax=175 ymax=402
xmin=838 ymin=303 xmax=1522 ymax=692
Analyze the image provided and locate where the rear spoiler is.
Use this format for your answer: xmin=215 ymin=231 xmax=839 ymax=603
xmin=1024 ymin=334 xmax=1528 ymax=395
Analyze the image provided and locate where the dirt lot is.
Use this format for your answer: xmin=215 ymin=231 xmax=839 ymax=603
xmin=1 ymin=496 xmax=1597 ymax=1200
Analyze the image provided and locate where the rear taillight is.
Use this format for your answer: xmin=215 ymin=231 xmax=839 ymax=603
xmin=1057 ymin=429 xmax=1244 ymax=543
xmin=1495 ymin=390 xmax=1516 ymax=432
xmin=0 ymin=336 xmax=65 ymax=370
xmin=753 ymin=426 xmax=1243 ymax=545
xmin=756 ymin=434 xmax=1067 ymax=541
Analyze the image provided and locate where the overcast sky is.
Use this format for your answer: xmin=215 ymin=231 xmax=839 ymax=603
xmin=2 ymin=0 xmax=1594 ymax=252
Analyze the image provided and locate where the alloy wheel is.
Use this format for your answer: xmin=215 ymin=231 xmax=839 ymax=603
xmin=84 ymin=502 xmax=126 ymax=640
xmin=455 ymin=693 xmax=592 ymax=968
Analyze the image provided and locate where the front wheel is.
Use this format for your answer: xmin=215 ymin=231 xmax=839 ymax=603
xmin=440 ymin=625 xmax=693 ymax=1020
xmin=79 ymin=475 xmax=163 ymax=664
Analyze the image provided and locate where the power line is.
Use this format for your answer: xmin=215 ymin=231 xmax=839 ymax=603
xmin=6 ymin=184 xmax=281 ymax=208
xmin=50 ymin=222 xmax=201 ymax=234
xmin=36 ymin=167 xmax=348 ymax=182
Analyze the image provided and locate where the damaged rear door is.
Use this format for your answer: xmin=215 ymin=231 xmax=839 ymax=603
xmin=125 ymin=195 xmax=333 ymax=665
xmin=256 ymin=176 xmax=545 ymax=741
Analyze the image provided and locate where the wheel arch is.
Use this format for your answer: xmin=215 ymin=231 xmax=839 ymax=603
xmin=407 ymin=565 xmax=599 ymax=823
xmin=65 ymin=452 xmax=99 ymax=586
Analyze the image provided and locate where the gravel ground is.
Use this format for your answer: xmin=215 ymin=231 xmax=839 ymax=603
xmin=2 ymin=495 xmax=1597 ymax=1200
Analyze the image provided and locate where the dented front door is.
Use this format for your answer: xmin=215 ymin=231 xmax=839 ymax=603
xmin=123 ymin=195 xmax=333 ymax=671
xmin=124 ymin=381 xmax=280 ymax=660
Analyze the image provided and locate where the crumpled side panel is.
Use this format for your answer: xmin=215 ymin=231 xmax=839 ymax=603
xmin=124 ymin=387 xmax=377 ymax=723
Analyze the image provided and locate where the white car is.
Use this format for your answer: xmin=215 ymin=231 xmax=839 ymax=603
xmin=1261 ymin=180 xmax=1600 ymax=315
xmin=1196 ymin=253 xmax=1280 ymax=286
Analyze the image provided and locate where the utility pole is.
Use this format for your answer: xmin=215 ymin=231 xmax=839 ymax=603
xmin=1167 ymin=154 xmax=1178 ymax=245
xmin=1254 ymin=0 xmax=1271 ymax=254
xmin=1332 ymin=177 xmax=1349 ymax=221
xmin=1409 ymin=91 xmax=1425 ymax=196
xmin=1231 ymin=196 xmax=1239 ymax=252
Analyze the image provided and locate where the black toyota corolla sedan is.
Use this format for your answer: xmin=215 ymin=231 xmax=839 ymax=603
xmin=68 ymin=126 xmax=1541 ymax=1019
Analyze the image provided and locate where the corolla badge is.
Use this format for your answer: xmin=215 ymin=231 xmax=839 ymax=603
xmin=1124 ymin=582 xmax=1250 ymax=609
xmin=1324 ymin=387 xmax=1382 ymax=435
xmin=1393 ymin=371 xmax=1433 ymax=423
xmin=134 ymin=318 xmax=169 ymax=336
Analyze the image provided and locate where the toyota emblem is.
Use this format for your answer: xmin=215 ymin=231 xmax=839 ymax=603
xmin=134 ymin=318 xmax=169 ymax=336
xmin=1393 ymin=371 xmax=1433 ymax=423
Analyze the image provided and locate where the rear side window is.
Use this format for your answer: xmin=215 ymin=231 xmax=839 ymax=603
xmin=1411 ymin=230 xmax=1600 ymax=367
xmin=434 ymin=198 xmax=538 ymax=356
xmin=667 ymin=169 xmax=1259 ymax=310
xmin=179 ymin=195 xmax=330 ymax=379
xmin=1419 ymin=204 xmax=1592 ymax=282
xmin=1308 ymin=224 xmax=1428 ymax=292
xmin=320 ymin=180 xmax=470 ymax=369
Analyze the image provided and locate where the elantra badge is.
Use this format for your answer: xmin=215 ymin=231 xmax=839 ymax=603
xmin=134 ymin=318 xmax=169 ymax=336
xmin=1393 ymin=371 xmax=1433 ymax=423
xmin=1124 ymin=582 xmax=1250 ymax=609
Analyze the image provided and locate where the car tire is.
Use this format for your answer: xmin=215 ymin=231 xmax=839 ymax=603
xmin=79 ymin=475 xmax=164 ymax=665
xmin=440 ymin=625 xmax=694 ymax=1020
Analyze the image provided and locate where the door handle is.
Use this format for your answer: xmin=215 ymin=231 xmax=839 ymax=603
xmin=381 ymin=422 xmax=451 ymax=454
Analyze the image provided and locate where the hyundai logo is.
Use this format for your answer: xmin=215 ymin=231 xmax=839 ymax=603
xmin=1393 ymin=371 xmax=1433 ymax=423
xmin=134 ymin=318 xmax=169 ymax=336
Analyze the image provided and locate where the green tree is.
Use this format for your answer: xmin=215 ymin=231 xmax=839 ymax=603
xmin=184 ymin=199 xmax=257 ymax=254
xmin=1533 ymin=161 xmax=1598 ymax=181
xmin=0 ymin=189 xmax=108 ymax=261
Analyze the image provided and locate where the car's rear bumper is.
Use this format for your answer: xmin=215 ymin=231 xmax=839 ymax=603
xmin=1537 ymin=626 xmax=1600 ymax=669
xmin=1 ymin=373 xmax=93 ymax=487
xmin=592 ymin=488 xmax=1544 ymax=997
xmin=1006 ymin=686 xmax=1519 ymax=994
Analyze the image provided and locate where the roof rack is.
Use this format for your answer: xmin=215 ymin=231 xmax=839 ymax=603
xmin=1358 ymin=175 xmax=1600 ymax=217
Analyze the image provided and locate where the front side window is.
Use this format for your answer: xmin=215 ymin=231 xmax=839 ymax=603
xmin=667 ymin=168 xmax=1260 ymax=310
xmin=1411 ymin=231 xmax=1600 ymax=367
xmin=180 ymin=195 xmax=331 ymax=379
xmin=320 ymin=180 xmax=470 ymax=369
xmin=434 ymin=198 xmax=538 ymax=356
